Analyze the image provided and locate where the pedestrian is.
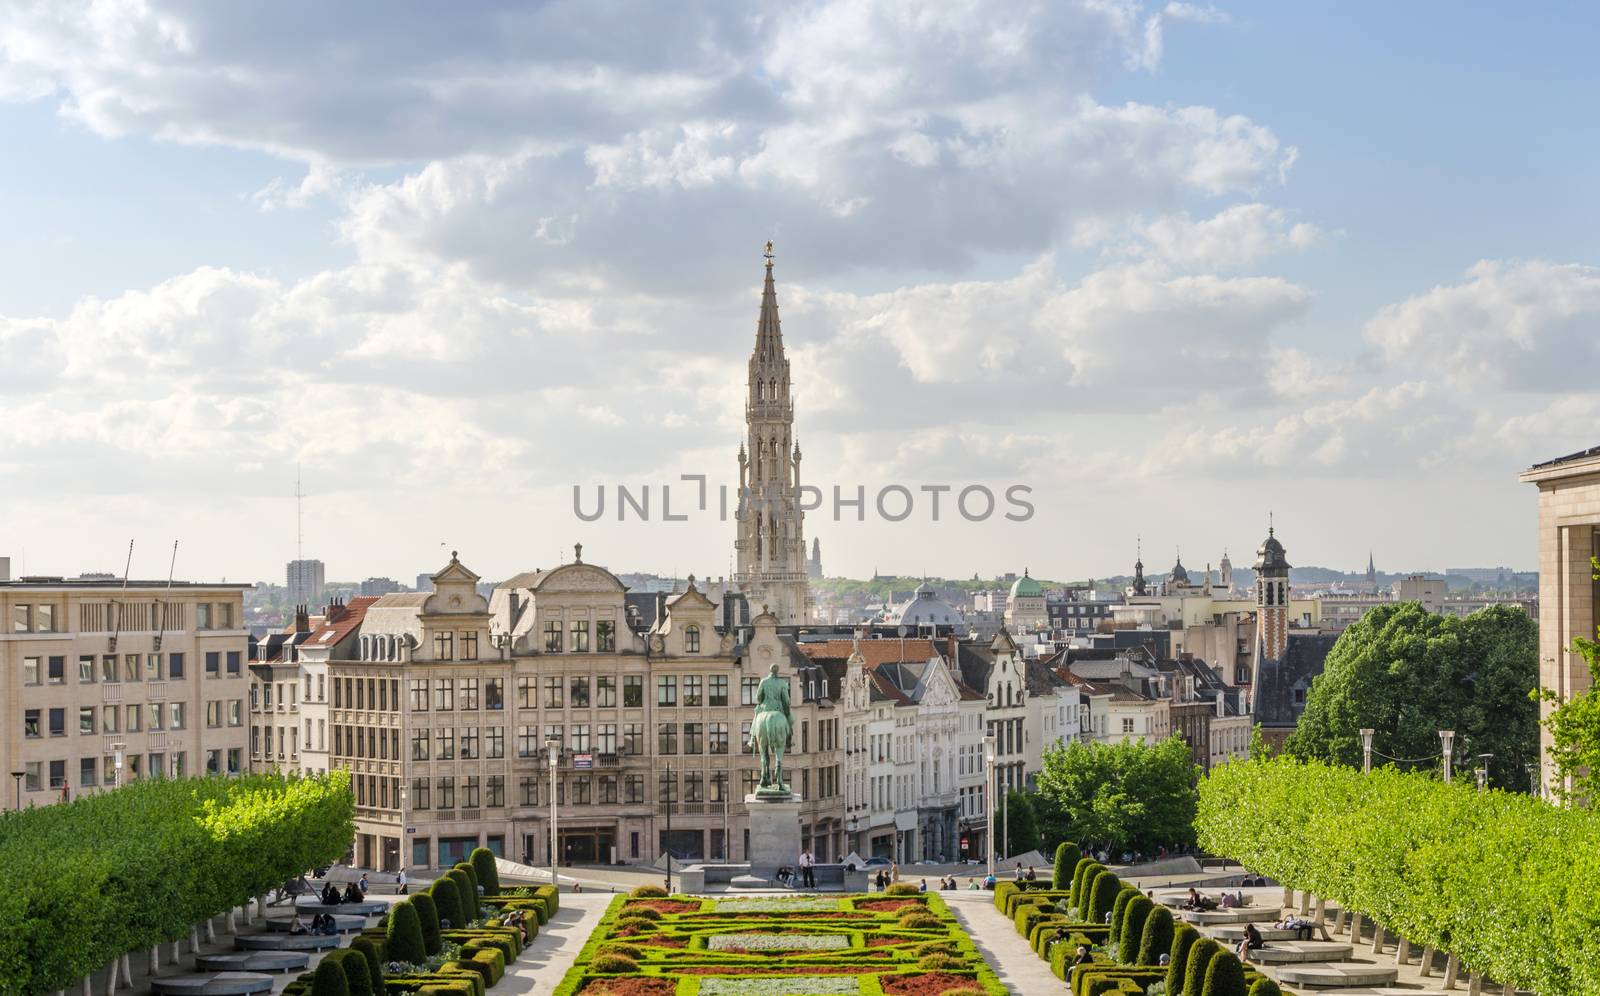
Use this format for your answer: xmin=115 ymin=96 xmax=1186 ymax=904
xmin=890 ymin=861 xmax=899 ymax=884
xmin=800 ymin=849 xmax=815 ymax=889
xmin=396 ymin=868 xmax=407 ymax=895
xmin=1013 ymin=862 xmax=1024 ymax=883
xmin=357 ymin=873 xmax=370 ymax=896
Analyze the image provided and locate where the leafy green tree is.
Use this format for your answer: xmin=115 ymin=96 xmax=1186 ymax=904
xmin=1052 ymin=841 xmax=1081 ymax=890
xmin=384 ymin=901 xmax=427 ymax=965
xmin=471 ymin=847 xmax=502 ymax=895
xmin=1138 ymin=904 xmax=1175 ymax=966
xmin=1539 ymin=557 xmax=1600 ymax=804
xmin=1287 ymin=602 xmax=1538 ymax=788
xmin=411 ymin=891 xmax=441 ymax=955
xmin=1035 ymin=736 xmax=1200 ymax=853
xmin=992 ymin=790 xmax=1040 ymax=858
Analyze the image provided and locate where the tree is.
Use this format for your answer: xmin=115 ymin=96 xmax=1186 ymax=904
xmin=1287 ymin=602 xmax=1538 ymax=788
xmin=1539 ymin=557 xmax=1600 ymax=805
xmin=1034 ymin=736 xmax=1200 ymax=854
xmin=992 ymin=790 xmax=1040 ymax=858
xmin=1052 ymin=841 xmax=1081 ymax=890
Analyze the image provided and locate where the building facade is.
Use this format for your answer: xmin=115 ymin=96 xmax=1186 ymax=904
xmin=287 ymin=559 xmax=326 ymax=606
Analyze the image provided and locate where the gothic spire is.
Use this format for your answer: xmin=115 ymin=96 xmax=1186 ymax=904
xmin=754 ymin=240 xmax=784 ymax=360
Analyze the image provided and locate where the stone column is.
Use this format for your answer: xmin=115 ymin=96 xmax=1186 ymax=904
xmin=1420 ymin=945 xmax=1436 ymax=977
xmin=1444 ymin=953 xmax=1460 ymax=990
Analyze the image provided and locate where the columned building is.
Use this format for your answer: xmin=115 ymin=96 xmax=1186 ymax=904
xmin=733 ymin=244 xmax=812 ymax=624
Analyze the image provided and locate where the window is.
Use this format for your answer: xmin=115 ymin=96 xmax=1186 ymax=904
xmin=571 ymin=775 xmax=591 ymax=805
xmin=459 ymin=678 xmax=479 ymax=710
xmin=486 ymin=774 xmax=505 ymax=808
xmin=228 ymin=700 xmax=243 ymax=726
xmin=709 ymin=722 xmax=729 ymax=755
xmin=623 ymin=675 xmax=643 ymax=707
xmin=461 ymin=631 xmax=478 ymax=659
xmin=12 ymin=604 xmax=29 ymax=632
xmin=78 ymin=656 xmax=96 ymax=683
xmin=227 ymin=748 xmax=241 ymax=774
xmin=36 ymin=604 xmax=55 ymax=632
xmin=658 ymin=770 xmax=678 ymax=804
xmin=460 ymin=727 xmax=480 ymax=759
xmin=710 ymin=771 xmax=728 ymax=803
xmin=50 ymin=759 xmax=66 ymax=789
xmin=485 ymin=678 xmax=504 ymax=710
xmin=684 ymin=722 xmax=704 ymax=754
xmin=24 ymin=762 xmax=40 ymax=791
xmin=196 ymin=603 xmax=211 ymax=629
xmin=624 ymin=774 xmax=645 ymax=803
xmin=435 ymin=728 xmax=455 ymax=760
xmin=598 ymin=774 xmax=619 ymax=804
xmin=520 ymin=776 xmax=539 ymax=806
xmin=409 ymin=776 xmax=430 ymax=810
xmin=545 ymin=725 xmax=564 ymax=751
xmin=684 ymin=675 xmax=702 ymax=706
xmin=517 ymin=725 xmax=538 ymax=758
xmin=597 ymin=723 xmax=617 ymax=754
xmin=434 ymin=678 xmax=454 ymax=710
xmin=411 ymin=729 xmax=430 ymax=760
xmin=657 ymin=675 xmax=677 ymax=706
xmin=596 ymin=675 xmax=616 ymax=707
xmin=741 ymin=721 xmax=752 ymax=753
xmin=517 ymin=676 xmax=534 ymax=708
xmin=23 ymin=710 xmax=40 ymax=738
xmin=225 ymin=651 xmax=241 ymax=677
xmin=436 ymin=776 xmax=455 ymax=810
xmin=486 ymin=725 xmax=504 ymax=758
xmin=623 ymin=723 xmax=644 ymax=756
xmin=22 ymin=657 xmax=40 ymax=686
xmin=741 ymin=676 xmax=759 ymax=705
xmin=433 ymin=631 xmax=455 ymax=660
xmin=597 ymin=620 xmax=615 ymax=652
xmin=567 ymin=724 xmax=589 ymax=753
xmin=169 ymin=702 xmax=184 ymax=730
xmin=570 ymin=676 xmax=590 ymax=707
xmin=709 ymin=675 xmax=728 ymax=706
xmin=410 ymin=679 xmax=429 ymax=711
xmin=205 ymin=652 xmax=220 ymax=678
xmin=42 ymin=658 xmax=62 ymax=687
xmin=123 ymin=654 xmax=139 ymax=682
xmin=544 ymin=676 xmax=563 ymax=708
xmin=102 ymin=655 xmax=118 ymax=683
xmin=462 ymin=775 xmax=480 ymax=809
xmin=658 ymin=723 xmax=678 ymax=754
xmin=685 ymin=625 xmax=700 ymax=653
xmin=47 ymin=708 xmax=66 ymax=737
xmin=79 ymin=706 xmax=95 ymax=735
xmin=570 ymin=619 xmax=589 ymax=652
xmin=168 ymin=653 xmax=184 ymax=680
xmin=543 ymin=620 xmax=562 ymax=653
xmin=684 ymin=771 xmax=704 ymax=803
xmin=102 ymin=707 xmax=118 ymax=734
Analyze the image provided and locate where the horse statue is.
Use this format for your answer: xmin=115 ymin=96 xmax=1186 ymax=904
xmin=748 ymin=662 xmax=793 ymax=797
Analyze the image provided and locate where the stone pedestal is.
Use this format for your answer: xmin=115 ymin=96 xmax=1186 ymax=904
xmin=745 ymin=792 xmax=803 ymax=880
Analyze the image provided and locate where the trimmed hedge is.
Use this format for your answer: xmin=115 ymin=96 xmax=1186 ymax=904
xmin=1072 ymin=859 xmax=1105 ymax=910
xmin=386 ymin=899 xmax=428 ymax=964
xmin=470 ymin=848 xmax=501 ymax=896
xmin=432 ymin=876 xmax=465 ymax=928
xmin=449 ymin=866 xmax=478 ymax=920
xmin=1086 ymin=870 xmax=1121 ymax=924
xmin=350 ymin=936 xmax=385 ymax=993
xmin=1137 ymin=903 xmax=1175 ymax=966
xmin=1168 ymin=921 xmax=1201 ymax=995
xmin=1248 ymin=978 xmax=1282 ymax=996
xmin=1203 ymin=951 xmax=1248 ymax=996
xmin=1118 ymin=894 xmax=1153 ymax=965
xmin=1053 ymin=841 xmax=1082 ymax=890
xmin=1198 ymin=756 xmax=1600 ymax=996
xmin=311 ymin=957 xmax=350 ymax=996
xmin=1183 ymin=938 xmax=1222 ymax=996
xmin=413 ymin=891 xmax=442 ymax=955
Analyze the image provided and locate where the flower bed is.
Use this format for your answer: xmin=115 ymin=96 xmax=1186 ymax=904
xmin=552 ymin=893 xmax=1006 ymax=996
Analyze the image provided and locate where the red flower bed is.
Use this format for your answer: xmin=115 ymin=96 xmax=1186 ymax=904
xmin=866 ymin=935 xmax=904 ymax=946
xmin=624 ymin=900 xmax=701 ymax=915
xmin=579 ymin=978 xmax=676 ymax=996
xmin=881 ymin=972 xmax=981 ymax=996
xmin=678 ymin=966 xmax=876 ymax=975
xmin=644 ymin=937 xmax=688 ymax=948
xmin=856 ymin=899 xmax=921 ymax=913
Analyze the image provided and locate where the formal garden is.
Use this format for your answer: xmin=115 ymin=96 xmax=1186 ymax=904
xmin=551 ymin=886 xmax=1006 ymax=996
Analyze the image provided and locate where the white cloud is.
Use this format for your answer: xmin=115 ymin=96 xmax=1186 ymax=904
xmin=1132 ymin=203 xmax=1323 ymax=268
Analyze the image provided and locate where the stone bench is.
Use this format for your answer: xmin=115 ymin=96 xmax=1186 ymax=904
xmin=234 ymin=933 xmax=342 ymax=952
xmin=1209 ymin=924 xmax=1304 ymax=942
xmin=293 ymin=899 xmax=386 ymax=916
xmin=1274 ymin=963 xmax=1401 ymax=988
xmin=264 ymin=914 xmax=367 ymax=934
xmin=1181 ymin=909 xmax=1278 ymax=925
xmin=1249 ymin=941 xmax=1353 ymax=964
xmin=195 ymin=952 xmax=310 ymax=974
xmin=151 ymin=972 xmax=274 ymax=995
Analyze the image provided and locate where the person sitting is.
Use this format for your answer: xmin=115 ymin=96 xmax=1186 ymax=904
xmin=1220 ymin=892 xmax=1240 ymax=909
xmin=1024 ymin=866 xmax=1037 ymax=882
xmin=982 ymin=872 xmax=996 ymax=891
xmin=342 ymin=883 xmax=362 ymax=904
xmin=503 ymin=909 xmax=529 ymax=942
xmin=1236 ymin=922 xmax=1265 ymax=962
xmin=1072 ymin=945 xmax=1094 ymax=967
xmin=288 ymin=913 xmax=309 ymax=935
xmin=320 ymin=883 xmax=340 ymax=906
xmin=918 ymin=878 xmax=928 ymax=893
xmin=776 ymin=865 xmax=794 ymax=887
xmin=1013 ymin=863 xmax=1024 ymax=883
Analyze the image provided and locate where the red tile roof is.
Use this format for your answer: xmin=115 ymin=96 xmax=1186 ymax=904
xmin=796 ymin=638 xmax=941 ymax=666
xmin=307 ymin=596 xmax=381 ymax=647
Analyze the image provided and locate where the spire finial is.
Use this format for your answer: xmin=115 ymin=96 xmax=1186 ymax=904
xmin=574 ymin=541 xmax=583 ymax=564
xmin=764 ymin=239 xmax=774 ymax=269
xmin=1269 ymin=510 xmax=1275 ymax=536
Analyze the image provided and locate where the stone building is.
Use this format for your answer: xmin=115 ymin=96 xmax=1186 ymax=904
xmin=2 ymin=569 xmax=250 ymax=808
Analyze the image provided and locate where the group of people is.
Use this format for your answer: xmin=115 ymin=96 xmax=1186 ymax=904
xmin=317 ymin=875 xmax=369 ymax=906
xmin=1179 ymin=887 xmax=1220 ymax=912
xmin=775 ymin=850 xmax=818 ymax=888
xmin=287 ymin=912 xmax=340 ymax=936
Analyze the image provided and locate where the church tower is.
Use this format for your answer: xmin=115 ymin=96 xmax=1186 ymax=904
xmin=807 ymin=537 xmax=823 ymax=579
xmin=733 ymin=243 xmax=811 ymax=623
xmin=1130 ymin=540 xmax=1147 ymax=597
xmin=1253 ymin=521 xmax=1292 ymax=662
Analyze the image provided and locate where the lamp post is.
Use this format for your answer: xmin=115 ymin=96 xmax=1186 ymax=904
xmin=1438 ymin=730 xmax=1455 ymax=784
xmin=664 ymin=763 xmax=674 ymax=894
xmin=10 ymin=771 xmax=22 ymax=811
xmin=112 ymin=743 xmax=125 ymax=790
xmin=1527 ymin=761 xmax=1541 ymax=798
xmin=546 ymin=739 xmax=560 ymax=890
xmin=983 ymin=734 xmax=996 ymax=880
xmin=1359 ymin=728 xmax=1374 ymax=774
xmin=1476 ymin=754 xmax=1493 ymax=794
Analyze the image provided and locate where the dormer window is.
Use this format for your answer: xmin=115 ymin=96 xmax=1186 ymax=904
xmin=685 ymin=625 xmax=701 ymax=654
xmin=433 ymin=631 xmax=454 ymax=661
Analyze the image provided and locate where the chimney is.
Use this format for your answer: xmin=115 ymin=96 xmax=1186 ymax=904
xmin=293 ymin=604 xmax=311 ymax=634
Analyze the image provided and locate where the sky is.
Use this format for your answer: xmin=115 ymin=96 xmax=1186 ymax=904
xmin=0 ymin=1 xmax=1596 ymax=586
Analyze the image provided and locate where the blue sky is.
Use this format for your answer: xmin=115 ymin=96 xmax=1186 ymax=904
xmin=0 ymin=2 xmax=1594 ymax=585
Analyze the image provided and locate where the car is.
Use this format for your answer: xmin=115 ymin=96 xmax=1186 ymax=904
xmin=862 ymin=856 xmax=893 ymax=868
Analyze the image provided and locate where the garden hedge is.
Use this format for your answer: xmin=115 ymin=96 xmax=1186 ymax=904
xmin=1198 ymin=755 xmax=1600 ymax=996
xmin=1054 ymin=841 xmax=1082 ymax=890
xmin=311 ymin=957 xmax=350 ymax=996
xmin=1072 ymin=859 xmax=1105 ymax=910
xmin=1203 ymin=951 xmax=1249 ymax=996
xmin=1118 ymin=894 xmax=1153 ymax=964
xmin=387 ymin=900 xmax=428 ymax=964
xmin=1137 ymin=903 xmax=1174 ymax=966
xmin=470 ymin=848 xmax=501 ymax=896
xmin=1086 ymin=870 xmax=1121 ymax=923
xmin=1182 ymin=937 xmax=1222 ymax=996
xmin=0 ymin=771 xmax=352 ymax=994
xmin=413 ymin=892 xmax=442 ymax=954
xmin=431 ymin=877 xmax=465 ymax=928
xmin=1168 ymin=921 xmax=1201 ymax=994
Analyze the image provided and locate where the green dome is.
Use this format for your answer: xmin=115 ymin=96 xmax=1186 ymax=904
xmin=1009 ymin=570 xmax=1044 ymax=599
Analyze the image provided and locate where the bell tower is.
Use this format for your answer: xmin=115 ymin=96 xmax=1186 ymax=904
xmin=1254 ymin=518 xmax=1292 ymax=662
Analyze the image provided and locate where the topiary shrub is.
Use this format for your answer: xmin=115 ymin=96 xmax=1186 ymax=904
xmin=1138 ymin=904 xmax=1175 ymax=966
xmin=311 ymin=957 xmax=350 ymax=996
xmin=1053 ymin=842 xmax=1082 ymax=890
xmin=469 ymin=847 xmax=501 ymax=896
xmin=1246 ymin=977 xmax=1281 ymax=996
xmin=629 ymin=885 xmax=668 ymax=898
xmin=1086 ymin=870 xmax=1121 ymax=924
xmin=590 ymin=953 xmax=639 ymax=973
xmin=913 ymin=941 xmax=956 ymax=957
xmin=1202 ymin=950 xmax=1248 ymax=996
xmin=1183 ymin=938 xmax=1222 ymax=996
xmin=333 ymin=948 xmax=373 ymax=996
xmin=431 ymin=877 xmax=464 ymax=929
xmin=1109 ymin=888 xmax=1136 ymax=936
xmin=916 ymin=952 xmax=966 ymax=971
xmin=621 ymin=906 xmax=661 ymax=920
xmin=1119 ymin=895 xmax=1154 ymax=964
xmin=597 ymin=942 xmax=645 ymax=960
xmin=449 ymin=867 xmax=478 ymax=920
xmin=384 ymin=901 xmax=427 ymax=965
xmin=993 ymin=881 xmax=1020 ymax=913
xmin=1072 ymin=859 xmax=1104 ymax=911
xmin=885 ymin=882 xmax=921 ymax=897
xmin=900 ymin=912 xmax=942 ymax=929
xmin=411 ymin=892 xmax=441 ymax=955
xmin=350 ymin=936 xmax=384 ymax=992
xmin=1167 ymin=922 xmax=1200 ymax=995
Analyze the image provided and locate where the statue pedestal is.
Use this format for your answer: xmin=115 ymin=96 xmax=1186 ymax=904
xmin=745 ymin=792 xmax=803 ymax=881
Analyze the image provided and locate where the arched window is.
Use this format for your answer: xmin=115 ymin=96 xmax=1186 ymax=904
xmin=685 ymin=625 xmax=701 ymax=653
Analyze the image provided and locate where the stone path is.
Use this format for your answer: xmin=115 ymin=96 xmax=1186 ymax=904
xmin=942 ymin=891 xmax=1065 ymax=996
xmin=500 ymin=893 xmax=615 ymax=994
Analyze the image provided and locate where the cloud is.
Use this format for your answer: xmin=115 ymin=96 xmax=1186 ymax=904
xmin=1364 ymin=259 xmax=1600 ymax=391
xmin=1129 ymin=203 xmax=1324 ymax=268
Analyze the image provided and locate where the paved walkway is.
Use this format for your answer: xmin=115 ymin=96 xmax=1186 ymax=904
xmin=502 ymin=893 xmax=614 ymax=994
xmin=942 ymin=891 xmax=1065 ymax=995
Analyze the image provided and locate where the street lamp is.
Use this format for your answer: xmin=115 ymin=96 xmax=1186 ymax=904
xmin=1527 ymin=761 xmax=1541 ymax=798
xmin=112 ymin=743 xmax=125 ymax=790
xmin=1476 ymin=754 xmax=1493 ymax=794
xmin=10 ymin=771 xmax=22 ymax=810
xmin=1438 ymin=730 xmax=1455 ymax=784
xmin=546 ymin=739 xmax=561 ymax=891
xmin=664 ymin=763 xmax=674 ymax=894
xmin=1359 ymin=728 xmax=1375 ymax=774
xmin=983 ymin=734 xmax=996 ymax=880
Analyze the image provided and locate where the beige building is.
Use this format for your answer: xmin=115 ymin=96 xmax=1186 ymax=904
xmin=1520 ymin=445 xmax=1600 ymax=796
xmin=2 ymin=566 xmax=250 ymax=809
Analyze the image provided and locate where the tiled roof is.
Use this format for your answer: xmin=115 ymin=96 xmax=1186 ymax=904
xmin=306 ymin=596 xmax=380 ymax=647
xmin=796 ymin=638 xmax=940 ymax=666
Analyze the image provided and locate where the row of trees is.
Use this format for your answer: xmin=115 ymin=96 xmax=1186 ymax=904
xmin=0 ymin=771 xmax=354 ymax=994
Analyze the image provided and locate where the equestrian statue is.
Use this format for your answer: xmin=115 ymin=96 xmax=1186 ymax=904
xmin=748 ymin=662 xmax=793 ymax=797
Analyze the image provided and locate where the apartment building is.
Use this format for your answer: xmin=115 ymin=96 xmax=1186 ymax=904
xmin=2 ymin=567 xmax=250 ymax=809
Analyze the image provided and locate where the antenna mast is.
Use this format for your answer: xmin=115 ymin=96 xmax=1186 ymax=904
xmin=296 ymin=464 xmax=305 ymax=563
xmin=110 ymin=539 xmax=133 ymax=653
xmin=155 ymin=541 xmax=178 ymax=651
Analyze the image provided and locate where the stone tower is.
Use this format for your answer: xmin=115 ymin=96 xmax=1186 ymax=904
xmin=1131 ymin=541 xmax=1147 ymax=597
xmin=807 ymin=537 xmax=822 ymax=579
xmin=734 ymin=243 xmax=811 ymax=623
xmin=1219 ymin=549 xmax=1233 ymax=591
xmin=1253 ymin=522 xmax=1292 ymax=663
